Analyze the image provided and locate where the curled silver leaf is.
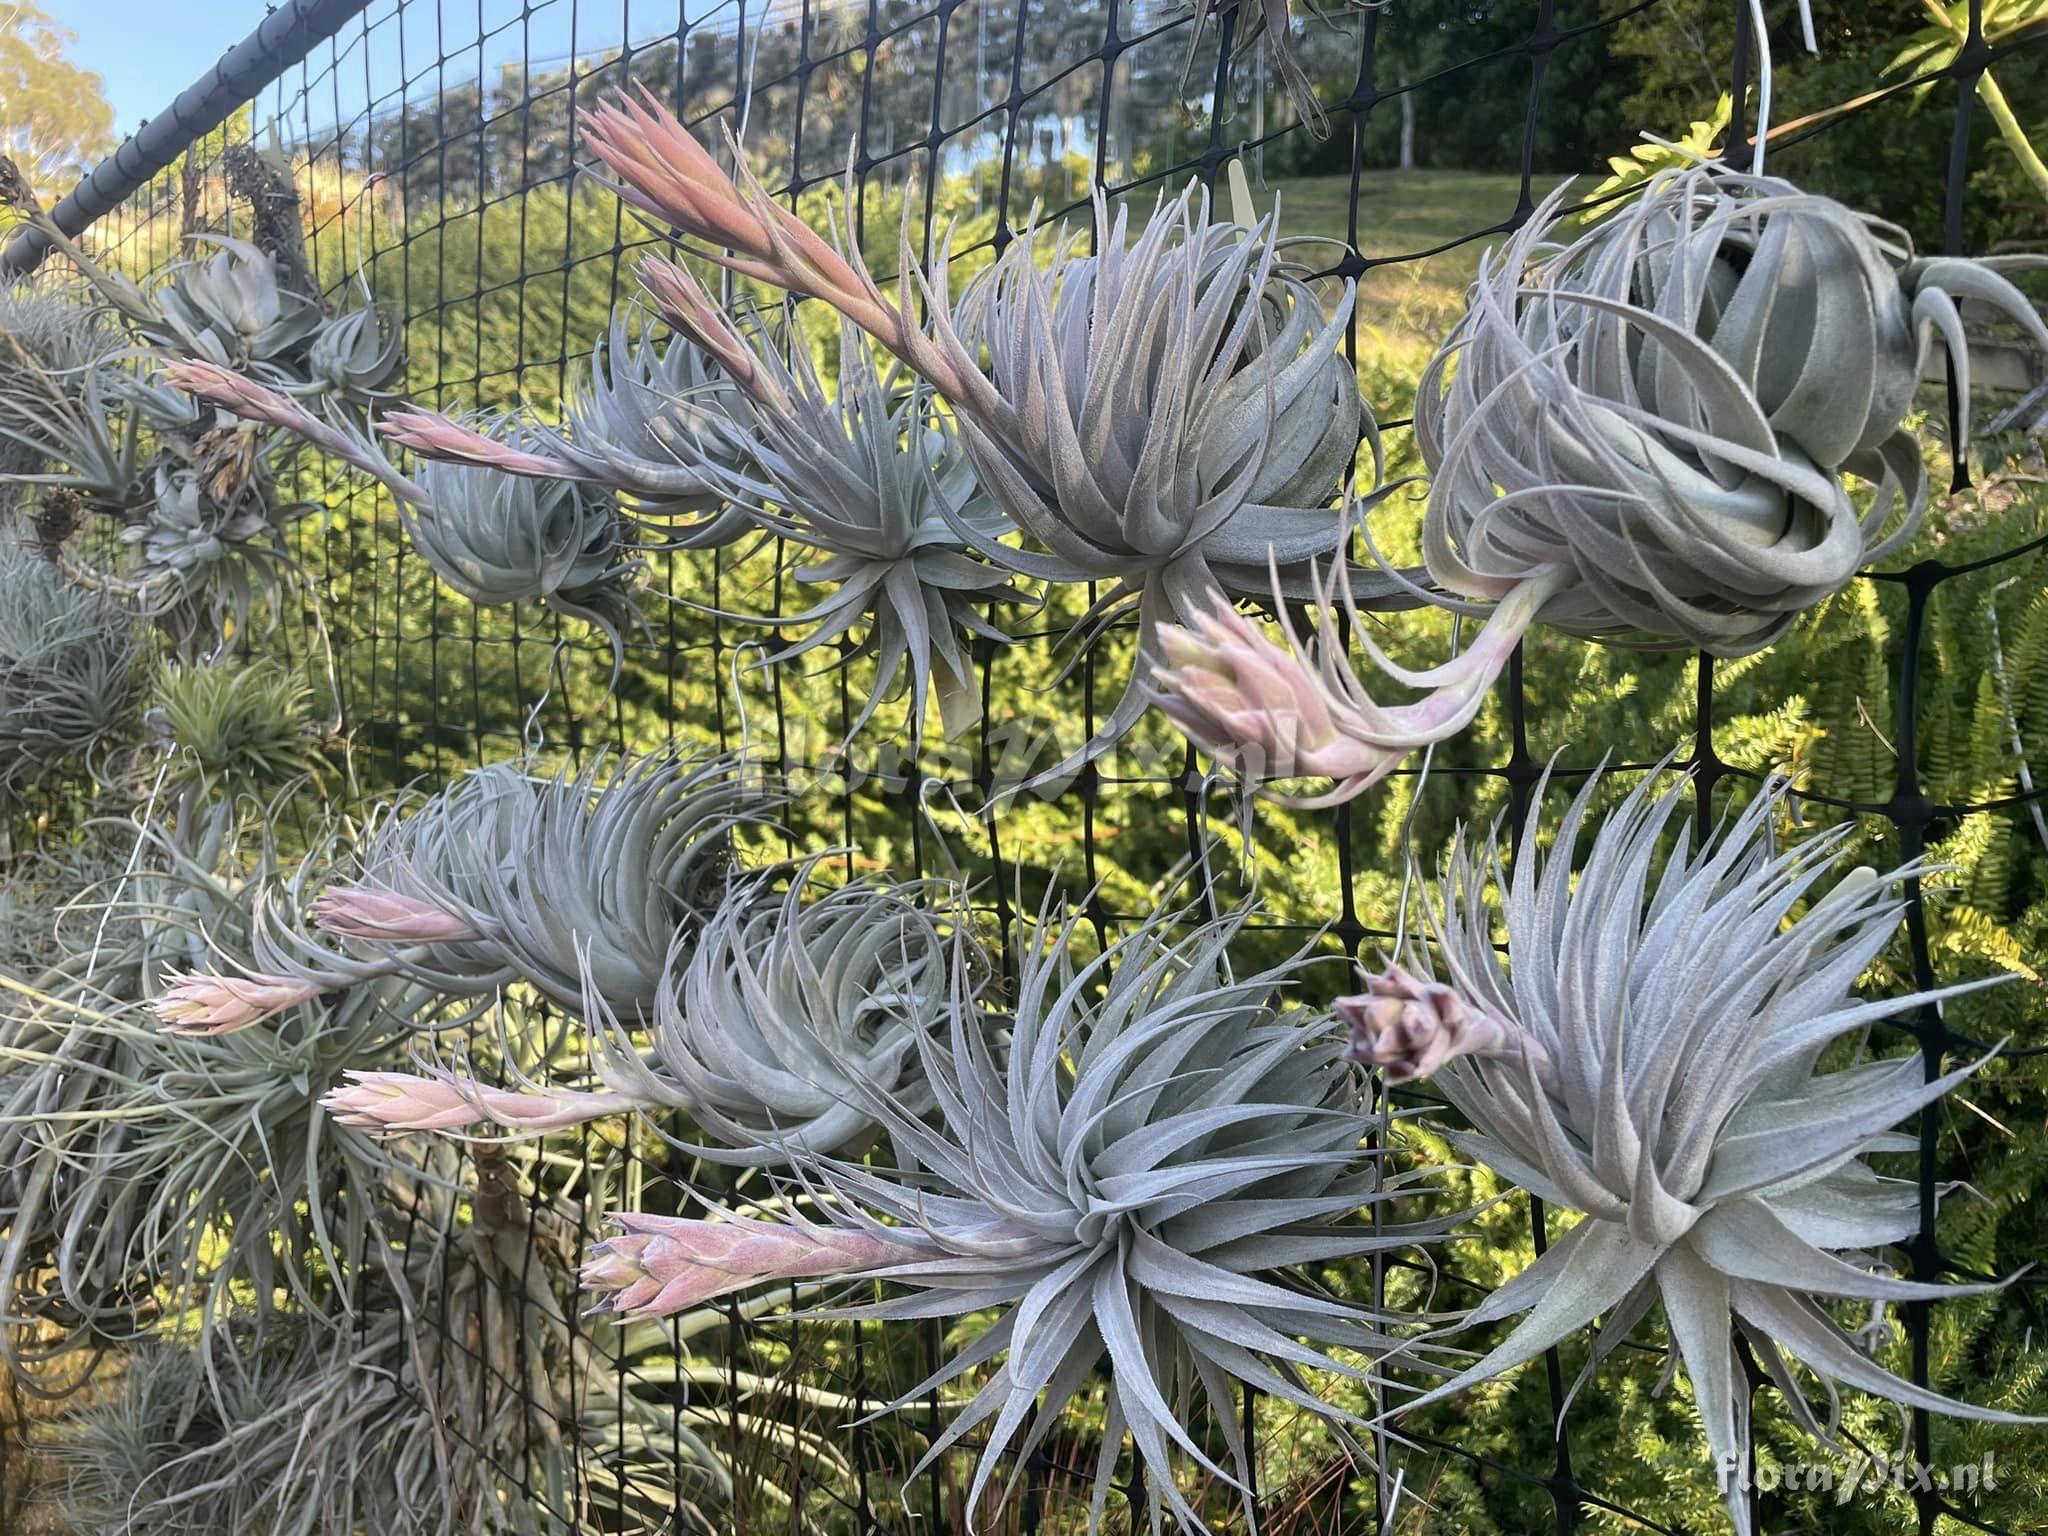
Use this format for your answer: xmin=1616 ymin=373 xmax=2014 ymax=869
xmin=534 ymin=310 xmax=761 ymax=545
xmin=1418 ymin=167 xmax=2048 ymax=654
xmin=146 ymin=233 xmax=324 ymax=369
xmin=406 ymin=421 xmax=650 ymax=666
xmin=1388 ymin=769 xmax=2027 ymax=1534
xmin=304 ymin=302 xmax=404 ymax=401
xmin=385 ymin=749 xmax=779 ymax=1021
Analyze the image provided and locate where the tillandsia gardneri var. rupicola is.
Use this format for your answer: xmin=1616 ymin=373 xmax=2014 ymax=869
xmin=1370 ymin=770 xmax=2030 ymax=1534
xmin=1154 ymin=165 xmax=2048 ymax=805
xmin=607 ymin=893 xmax=1458 ymax=1534
xmin=579 ymin=90 xmax=1411 ymax=780
xmin=161 ymin=747 xmax=781 ymax=1034
xmin=576 ymin=856 xmax=967 ymax=1163
xmin=636 ymin=286 xmax=1029 ymax=741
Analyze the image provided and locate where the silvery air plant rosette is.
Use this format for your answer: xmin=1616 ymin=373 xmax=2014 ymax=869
xmin=576 ymin=88 xmax=1414 ymax=783
xmin=578 ymin=890 xmax=1461 ymax=1533
xmin=154 ymin=747 xmax=779 ymax=1039
xmin=1152 ymin=165 xmax=2048 ymax=805
xmin=630 ymin=274 xmax=1030 ymax=744
xmin=1342 ymin=768 xmax=2033 ymax=1535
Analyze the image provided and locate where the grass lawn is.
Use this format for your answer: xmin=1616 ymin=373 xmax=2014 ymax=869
xmin=1248 ymin=168 xmax=1576 ymax=396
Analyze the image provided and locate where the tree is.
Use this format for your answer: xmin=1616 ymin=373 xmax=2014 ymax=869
xmin=0 ymin=3 xmax=114 ymax=208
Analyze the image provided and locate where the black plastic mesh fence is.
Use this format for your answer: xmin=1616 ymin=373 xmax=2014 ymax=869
xmin=53 ymin=0 xmax=2048 ymax=1531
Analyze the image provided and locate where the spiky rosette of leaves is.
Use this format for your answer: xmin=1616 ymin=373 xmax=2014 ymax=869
xmin=150 ymin=656 xmax=325 ymax=804
xmin=1386 ymin=770 xmax=2029 ymax=1534
xmin=679 ymin=318 xmax=1029 ymax=742
xmin=0 ymin=535 xmax=143 ymax=796
xmin=0 ymin=276 xmax=117 ymax=486
xmin=0 ymin=812 xmax=453 ymax=1365
xmin=261 ymin=749 xmax=784 ymax=1023
xmin=532 ymin=309 xmax=762 ymax=543
xmin=406 ymin=427 xmax=649 ymax=667
xmin=581 ymin=857 xmax=967 ymax=1163
xmin=1417 ymin=166 xmax=2048 ymax=654
xmin=916 ymin=182 xmax=1411 ymax=777
xmin=144 ymin=231 xmax=324 ymax=368
xmin=805 ymin=895 xmax=1451 ymax=1532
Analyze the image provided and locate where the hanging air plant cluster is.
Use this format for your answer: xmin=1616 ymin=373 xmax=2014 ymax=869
xmin=4 ymin=56 xmax=2044 ymax=1536
xmin=0 ymin=164 xmax=399 ymax=658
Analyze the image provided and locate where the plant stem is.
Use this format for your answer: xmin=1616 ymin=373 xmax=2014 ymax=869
xmin=1977 ymin=70 xmax=2048 ymax=204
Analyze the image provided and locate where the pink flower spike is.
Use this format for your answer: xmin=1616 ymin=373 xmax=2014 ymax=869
xmin=581 ymin=88 xmax=913 ymax=358
xmin=580 ymin=1213 xmax=914 ymax=1318
xmin=154 ymin=970 xmax=323 ymax=1036
xmin=161 ymin=358 xmax=420 ymax=496
xmin=376 ymin=408 xmax=577 ymax=479
xmin=161 ymin=358 xmax=320 ymax=437
xmin=1336 ymin=965 xmax=1554 ymax=1087
xmin=311 ymin=885 xmax=481 ymax=945
xmin=321 ymin=1069 xmax=643 ymax=1135
xmin=635 ymin=257 xmax=789 ymax=412
xmin=1153 ymin=601 xmax=1396 ymax=793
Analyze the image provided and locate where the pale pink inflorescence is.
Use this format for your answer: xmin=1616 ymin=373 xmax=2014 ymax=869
xmin=581 ymin=1213 xmax=915 ymax=1318
xmin=153 ymin=969 xmax=324 ymax=1036
xmin=375 ymin=406 xmax=580 ymax=479
xmin=311 ymin=884 xmax=483 ymax=945
xmin=1153 ymin=567 xmax=1566 ymax=807
xmin=582 ymin=88 xmax=990 ymax=410
xmin=161 ymin=357 xmax=425 ymax=500
xmin=160 ymin=358 xmax=325 ymax=438
xmin=1153 ymin=600 xmax=1397 ymax=802
xmin=1336 ymin=964 xmax=1554 ymax=1086
xmin=321 ymin=1068 xmax=646 ymax=1135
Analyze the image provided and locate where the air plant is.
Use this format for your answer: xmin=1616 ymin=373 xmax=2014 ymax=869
xmin=0 ymin=810 xmax=455 ymax=1367
xmin=640 ymin=291 xmax=1027 ymax=740
xmin=578 ymin=857 xmax=965 ymax=1163
xmin=580 ymin=92 xmax=1408 ymax=779
xmin=1375 ymin=770 xmax=2026 ymax=1534
xmin=406 ymin=439 xmax=651 ymax=665
xmin=0 ymin=535 xmax=144 ymax=797
xmin=529 ymin=308 xmax=763 ymax=544
xmin=230 ymin=748 xmax=781 ymax=1029
xmin=145 ymin=231 xmax=325 ymax=368
xmin=156 ymin=361 xmax=659 ymax=670
xmin=302 ymin=297 xmax=405 ymax=400
xmin=119 ymin=460 xmax=297 ymax=647
xmin=149 ymin=655 xmax=326 ymax=804
xmin=1158 ymin=166 xmax=2048 ymax=804
xmin=0 ymin=276 xmax=118 ymax=487
xmin=767 ymin=895 xmax=1449 ymax=1532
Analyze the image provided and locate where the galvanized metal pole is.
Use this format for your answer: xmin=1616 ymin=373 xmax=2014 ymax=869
xmin=0 ymin=0 xmax=374 ymax=278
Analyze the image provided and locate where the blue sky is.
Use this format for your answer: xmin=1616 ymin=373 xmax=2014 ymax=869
xmin=45 ymin=1 xmax=667 ymax=143
xmin=45 ymin=0 xmax=260 ymax=136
